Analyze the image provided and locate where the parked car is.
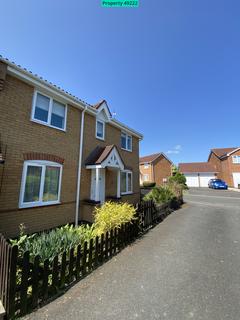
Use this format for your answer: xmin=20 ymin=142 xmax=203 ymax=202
xmin=208 ymin=179 xmax=228 ymax=190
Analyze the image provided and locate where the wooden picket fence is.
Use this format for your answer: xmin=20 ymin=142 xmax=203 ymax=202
xmin=0 ymin=198 xmax=182 ymax=319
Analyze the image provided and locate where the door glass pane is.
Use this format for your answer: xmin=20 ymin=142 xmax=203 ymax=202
xmin=23 ymin=166 xmax=42 ymax=202
xmin=43 ymin=166 xmax=60 ymax=202
xmin=127 ymin=172 xmax=132 ymax=192
xmin=97 ymin=121 xmax=104 ymax=138
xmin=51 ymin=100 xmax=65 ymax=129
xmin=34 ymin=93 xmax=50 ymax=122
xmin=121 ymin=172 xmax=126 ymax=193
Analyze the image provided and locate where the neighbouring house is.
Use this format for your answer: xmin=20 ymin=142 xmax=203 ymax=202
xmin=178 ymin=162 xmax=218 ymax=188
xmin=179 ymin=147 xmax=240 ymax=188
xmin=139 ymin=153 xmax=173 ymax=186
xmin=0 ymin=56 xmax=143 ymax=238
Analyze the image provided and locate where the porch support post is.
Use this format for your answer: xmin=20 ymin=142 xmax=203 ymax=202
xmin=95 ymin=168 xmax=100 ymax=202
xmin=117 ymin=169 xmax=121 ymax=198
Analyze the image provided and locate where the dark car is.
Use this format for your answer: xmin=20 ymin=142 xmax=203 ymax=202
xmin=208 ymin=179 xmax=228 ymax=190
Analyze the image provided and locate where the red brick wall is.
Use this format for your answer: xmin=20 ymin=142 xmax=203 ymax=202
xmin=153 ymin=156 xmax=172 ymax=186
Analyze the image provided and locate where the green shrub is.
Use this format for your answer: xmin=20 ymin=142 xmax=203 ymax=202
xmin=10 ymin=224 xmax=95 ymax=262
xmin=93 ymin=201 xmax=136 ymax=236
xmin=142 ymin=181 xmax=156 ymax=188
xmin=143 ymin=185 xmax=175 ymax=204
xmin=169 ymin=172 xmax=187 ymax=188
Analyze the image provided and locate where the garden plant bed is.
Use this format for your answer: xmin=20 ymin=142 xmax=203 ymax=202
xmin=0 ymin=198 xmax=182 ymax=319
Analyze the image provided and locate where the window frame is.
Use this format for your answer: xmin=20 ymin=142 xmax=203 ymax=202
xmin=31 ymin=90 xmax=67 ymax=132
xmin=232 ymin=155 xmax=240 ymax=164
xmin=144 ymin=163 xmax=149 ymax=169
xmin=143 ymin=174 xmax=149 ymax=181
xmin=121 ymin=170 xmax=133 ymax=195
xmin=95 ymin=119 xmax=105 ymax=140
xmin=19 ymin=160 xmax=63 ymax=208
xmin=121 ymin=132 xmax=132 ymax=152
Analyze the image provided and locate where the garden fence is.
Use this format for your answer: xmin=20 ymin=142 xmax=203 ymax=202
xmin=0 ymin=198 xmax=182 ymax=319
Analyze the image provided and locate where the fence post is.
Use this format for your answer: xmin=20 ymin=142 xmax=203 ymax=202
xmin=7 ymin=245 xmax=18 ymax=319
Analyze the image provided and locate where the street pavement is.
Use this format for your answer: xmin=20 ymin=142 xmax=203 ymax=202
xmin=24 ymin=188 xmax=240 ymax=320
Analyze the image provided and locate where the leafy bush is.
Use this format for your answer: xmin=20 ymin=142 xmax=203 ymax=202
xmin=10 ymin=224 xmax=95 ymax=262
xmin=93 ymin=201 xmax=136 ymax=236
xmin=142 ymin=181 xmax=156 ymax=188
xmin=10 ymin=201 xmax=136 ymax=261
xmin=169 ymin=171 xmax=187 ymax=188
xmin=143 ymin=185 xmax=176 ymax=204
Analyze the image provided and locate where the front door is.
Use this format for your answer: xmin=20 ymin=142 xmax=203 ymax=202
xmin=91 ymin=169 xmax=105 ymax=203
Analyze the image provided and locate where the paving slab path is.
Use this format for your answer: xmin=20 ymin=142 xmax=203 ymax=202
xmin=24 ymin=189 xmax=240 ymax=320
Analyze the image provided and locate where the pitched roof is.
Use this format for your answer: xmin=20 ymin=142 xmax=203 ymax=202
xmin=210 ymin=147 xmax=239 ymax=159
xmin=85 ymin=145 xmax=125 ymax=167
xmin=85 ymin=145 xmax=114 ymax=165
xmin=140 ymin=153 xmax=172 ymax=164
xmin=179 ymin=162 xmax=217 ymax=173
xmin=93 ymin=100 xmax=105 ymax=110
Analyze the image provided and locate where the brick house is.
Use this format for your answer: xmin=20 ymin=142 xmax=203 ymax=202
xmin=0 ymin=57 xmax=143 ymax=237
xmin=139 ymin=153 xmax=173 ymax=186
xmin=179 ymin=147 xmax=240 ymax=188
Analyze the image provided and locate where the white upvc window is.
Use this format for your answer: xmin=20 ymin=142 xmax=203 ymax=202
xmin=31 ymin=91 xmax=67 ymax=131
xmin=232 ymin=155 xmax=240 ymax=164
xmin=96 ymin=119 xmax=105 ymax=140
xmin=120 ymin=170 xmax=133 ymax=195
xmin=144 ymin=163 xmax=149 ymax=169
xmin=19 ymin=160 xmax=63 ymax=208
xmin=143 ymin=174 xmax=149 ymax=181
xmin=121 ymin=132 xmax=132 ymax=152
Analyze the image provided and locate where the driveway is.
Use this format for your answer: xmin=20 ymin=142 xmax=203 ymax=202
xmin=24 ymin=189 xmax=240 ymax=320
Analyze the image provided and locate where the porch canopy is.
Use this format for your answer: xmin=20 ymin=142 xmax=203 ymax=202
xmin=85 ymin=145 xmax=125 ymax=203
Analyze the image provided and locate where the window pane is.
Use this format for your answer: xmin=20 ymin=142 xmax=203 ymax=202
xmin=121 ymin=133 xmax=126 ymax=149
xmin=121 ymin=172 xmax=127 ymax=193
xmin=97 ymin=121 xmax=104 ymax=138
xmin=43 ymin=166 xmax=60 ymax=202
xmin=51 ymin=100 xmax=65 ymax=129
xmin=128 ymin=172 xmax=132 ymax=192
xmin=127 ymin=136 xmax=132 ymax=150
xmin=23 ymin=166 xmax=42 ymax=203
xmin=34 ymin=93 xmax=50 ymax=122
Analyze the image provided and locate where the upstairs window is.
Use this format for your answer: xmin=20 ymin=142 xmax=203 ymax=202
xmin=121 ymin=170 xmax=133 ymax=194
xmin=96 ymin=119 xmax=105 ymax=140
xmin=121 ymin=132 xmax=132 ymax=151
xmin=144 ymin=163 xmax=149 ymax=169
xmin=32 ymin=92 xmax=67 ymax=131
xmin=19 ymin=160 xmax=62 ymax=208
xmin=232 ymin=155 xmax=240 ymax=164
xmin=143 ymin=174 xmax=149 ymax=181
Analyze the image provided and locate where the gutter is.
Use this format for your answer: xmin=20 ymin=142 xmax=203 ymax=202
xmin=75 ymin=106 xmax=87 ymax=226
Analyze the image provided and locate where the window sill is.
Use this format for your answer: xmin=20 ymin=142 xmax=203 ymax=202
xmin=31 ymin=118 xmax=66 ymax=132
xmin=121 ymin=192 xmax=133 ymax=196
xmin=121 ymin=147 xmax=132 ymax=153
xmin=96 ymin=136 xmax=105 ymax=141
xmin=19 ymin=201 xmax=61 ymax=209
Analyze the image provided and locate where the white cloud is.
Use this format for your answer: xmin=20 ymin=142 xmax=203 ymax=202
xmin=166 ymin=145 xmax=182 ymax=155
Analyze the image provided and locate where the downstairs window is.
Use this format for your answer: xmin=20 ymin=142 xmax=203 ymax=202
xmin=19 ymin=160 xmax=62 ymax=208
xmin=121 ymin=170 xmax=133 ymax=195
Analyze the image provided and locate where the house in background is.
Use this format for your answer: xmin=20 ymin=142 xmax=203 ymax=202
xmin=179 ymin=147 xmax=240 ymax=188
xmin=208 ymin=147 xmax=240 ymax=188
xmin=0 ymin=57 xmax=142 ymax=238
xmin=139 ymin=153 xmax=173 ymax=186
xmin=179 ymin=162 xmax=218 ymax=188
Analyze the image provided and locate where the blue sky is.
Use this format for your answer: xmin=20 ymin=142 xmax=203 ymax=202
xmin=1 ymin=0 xmax=240 ymax=164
